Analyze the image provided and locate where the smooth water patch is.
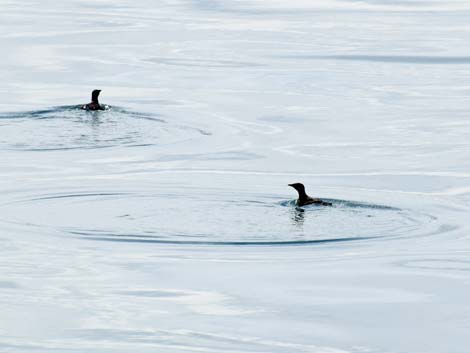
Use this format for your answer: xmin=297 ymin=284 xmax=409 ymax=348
xmin=2 ymin=189 xmax=437 ymax=245
xmin=282 ymin=55 xmax=470 ymax=65
xmin=0 ymin=106 xmax=210 ymax=151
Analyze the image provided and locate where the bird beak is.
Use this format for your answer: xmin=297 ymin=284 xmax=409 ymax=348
xmin=288 ymin=184 xmax=293 ymax=187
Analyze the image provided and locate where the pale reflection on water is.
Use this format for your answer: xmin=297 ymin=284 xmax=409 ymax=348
xmin=1 ymin=1 xmax=470 ymax=353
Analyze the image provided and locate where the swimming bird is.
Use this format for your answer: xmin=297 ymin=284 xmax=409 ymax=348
xmin=288 ymin=183 xmax=332 ymax=207
xmin=81 ymin=89 xmax=106 ymax=110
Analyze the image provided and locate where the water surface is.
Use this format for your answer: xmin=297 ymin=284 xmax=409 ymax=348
xmin=1 ymin=1 xmax=470 ymax=352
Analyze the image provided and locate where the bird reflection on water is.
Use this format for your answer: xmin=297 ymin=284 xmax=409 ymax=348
xmin=291 ymin=207 xmax=305 ymax=227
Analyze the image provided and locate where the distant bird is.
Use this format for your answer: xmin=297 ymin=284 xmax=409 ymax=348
xmin=288 ymin=183 xmax=332 ymax=207
xmin=81 ymin=89 xmax=106 ymax=110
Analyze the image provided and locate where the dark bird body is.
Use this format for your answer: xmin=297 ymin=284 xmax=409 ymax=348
xmin=288 ymin=183 xmax=332 ymax=207
xmin=81 ymin=89 xmax=106 ymax=111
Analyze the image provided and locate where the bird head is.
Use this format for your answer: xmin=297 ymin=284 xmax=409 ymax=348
xmin=91 ymin=89 xmax=102 ymax=103
xmin=288 ymin=183 xmax=307 ymax=197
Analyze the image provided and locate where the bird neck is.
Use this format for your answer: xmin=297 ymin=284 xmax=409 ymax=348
xmin=297 ymin=189 xmax=308 ymax=201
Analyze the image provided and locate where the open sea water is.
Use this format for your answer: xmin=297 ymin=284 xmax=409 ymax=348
xmin=1 ymin=1 xmax=470 ymax=352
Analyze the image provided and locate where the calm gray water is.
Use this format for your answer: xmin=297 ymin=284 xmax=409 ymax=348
xmin=1 ymin=1 xmax=470 ymax=352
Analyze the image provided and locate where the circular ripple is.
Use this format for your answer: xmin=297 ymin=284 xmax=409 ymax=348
xmin=0 ymin=106 xmax=210 ymax=151
xmin=2 ymin=190 xmax=439 ymax=245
